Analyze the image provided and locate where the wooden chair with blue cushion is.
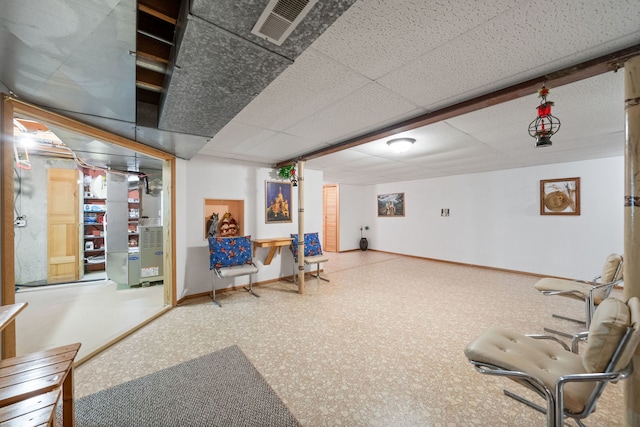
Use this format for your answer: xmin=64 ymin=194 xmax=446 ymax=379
xmin=208 ymin=236 xmax=259 ymax=307
xmin=290 ymin=233 xmax=329 ymax=283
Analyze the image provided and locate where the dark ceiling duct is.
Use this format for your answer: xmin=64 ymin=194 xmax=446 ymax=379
xmin=157 ymin=0 xmax=357 ymax=139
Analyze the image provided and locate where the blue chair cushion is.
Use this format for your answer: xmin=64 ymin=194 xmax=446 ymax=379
xmin=290 ymin=233 xmax=323 ymax=258
xmin=209 ymin=236 xmax=252 ymax=269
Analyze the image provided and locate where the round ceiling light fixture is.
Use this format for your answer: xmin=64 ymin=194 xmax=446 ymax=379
xmin=386 ymin=137 xmax=415 ymax=153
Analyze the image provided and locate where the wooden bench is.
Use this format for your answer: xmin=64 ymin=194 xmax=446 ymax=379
xmin=0 ymin=342 xmax=81 ymax=427
xmin=0 ymin=303 xmax=80 ymax=426
xmin=0 ymin=389 xmax=61 ymax=426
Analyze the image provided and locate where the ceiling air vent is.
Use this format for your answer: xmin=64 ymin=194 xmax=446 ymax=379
xmin=251 ymin=0 xmax=318 ymax=46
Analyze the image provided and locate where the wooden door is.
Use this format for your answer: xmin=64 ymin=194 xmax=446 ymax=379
xmin=323 ymin=185 xmax=338 ymax=252
xmin=47 ymin=168 xmax=80 ymax=283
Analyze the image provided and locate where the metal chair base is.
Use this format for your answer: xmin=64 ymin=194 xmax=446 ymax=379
xmin=211 ymin=266 xmax=258 ymax=307
xmin=309 ymin=270 xmax=330 ymax=282
xmin=243 ymin=284 xmax=260 ymax=298
xmin=291 ymin=263 xmax=330 ymax=284
xmin=551 ymin=313 xmax=586 ymax=325
xmin=210 ymin=291 xmax=222 ymax=308
xmin=543 ymin=327 xmax=574 ymax=339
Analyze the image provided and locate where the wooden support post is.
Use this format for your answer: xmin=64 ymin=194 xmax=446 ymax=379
xmin=1 ymin=95 xmax=18 ymax=359
xmin=297 ymin=161 xmax=305 ymax=294
xmin=624 ymin=55 xmax=640 ymax=426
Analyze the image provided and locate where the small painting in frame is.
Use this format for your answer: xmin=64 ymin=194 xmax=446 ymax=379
xmin=266 ymin=181 xmax=292 ymax=223
xmin=540 ymin=177 xmax=580 ymax=215
xmin=377 ymin=192 xmax=405 ymax=217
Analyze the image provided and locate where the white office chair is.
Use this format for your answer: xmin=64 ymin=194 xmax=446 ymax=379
xmin=534 ymin=254 xmax=623 ymax=336
xmin=465 ymin=296 xmax=640 ymax=427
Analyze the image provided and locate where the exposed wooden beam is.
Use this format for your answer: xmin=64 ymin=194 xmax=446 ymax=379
xmin=1 ymin=96 xmax=17 ymax=358
xmin=275 ymin=44 xmax=640 ymax=167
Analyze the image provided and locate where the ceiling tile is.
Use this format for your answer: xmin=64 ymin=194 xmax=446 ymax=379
xmin=377 ymin=0 xmax=640 ymax=110
xmin=311 ymin=0 xmax=519 ymax=80
xmin=233 ymin=48 xmax=371 ymax=131
xmin=284 ymin=82 xmax=421 ymax=142
xmin=306 ymin=149 xmax=370 ymax=168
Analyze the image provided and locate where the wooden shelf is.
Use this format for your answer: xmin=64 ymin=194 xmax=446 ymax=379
xmin=85 ymin=263 xmax=105 ymax=272
xmin=252 ymin=237 xmax=293 ymax=265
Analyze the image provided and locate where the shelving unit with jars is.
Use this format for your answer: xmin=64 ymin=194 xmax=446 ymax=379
xmin=83 ymin=169 xmax=107 ymax=273
xmin=127 ymin=178 xmax=140 ymax=251
xmin=83 ymin=198 xmax=107 ymax=273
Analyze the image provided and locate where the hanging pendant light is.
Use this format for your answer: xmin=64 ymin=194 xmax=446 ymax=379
xmin=528 ymin=84 xmax=561 ymax=147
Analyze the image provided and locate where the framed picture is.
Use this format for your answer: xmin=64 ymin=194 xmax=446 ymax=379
xmin=540 ymin=177 xmax=580 ymax=215
xmin=377 ymin=192 xmax=405 ymax=217
xmin=265 ymin=181 xmax=292 ymax=223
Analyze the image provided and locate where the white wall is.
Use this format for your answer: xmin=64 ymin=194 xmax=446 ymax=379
xmin=175 ymin=155 xmax=324 ymax=298
xmin=175 ymin=158 xmax=188 ymax=299
xmin=337 ymin=157 xmax=623 ymax=279
xmin=176 ymin=155 xmax=622 ymax=296
xmin=339 ymin=184 xmax=369 ymax=251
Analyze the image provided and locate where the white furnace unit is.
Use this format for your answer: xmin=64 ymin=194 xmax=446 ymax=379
xmin=138 ymin=225 xmax=163 ymax=284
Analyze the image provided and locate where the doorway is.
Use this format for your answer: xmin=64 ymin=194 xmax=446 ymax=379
xmin=47 ymin=168 xmax=81 ymax=283
xmin=323 ymin=185 xmax=339 ymax=252
xmin=2 ymin=96 xmax=176 ymax=361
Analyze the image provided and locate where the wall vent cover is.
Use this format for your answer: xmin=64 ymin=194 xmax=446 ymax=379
xmin=251 ymin=0 xmax=318 ymax=46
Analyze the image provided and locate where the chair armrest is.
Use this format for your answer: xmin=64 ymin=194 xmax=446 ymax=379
xmin=540 ymin=289 xmax=587 ymax=299
xmin=526 ymin=334 xmax=571 ymax=351
xmin=571 ymin=331 xmax=589 ymax=353
xmin=558 ymin=362 xmax=633 ymax=386
xmin=590 ymin=280 xmax=619 ymax=290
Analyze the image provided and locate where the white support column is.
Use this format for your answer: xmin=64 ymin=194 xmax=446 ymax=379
xmin=623 ymin=55 xmax=640 ymax=426
xmin=297 ymin=161 xmax=305 ymax=294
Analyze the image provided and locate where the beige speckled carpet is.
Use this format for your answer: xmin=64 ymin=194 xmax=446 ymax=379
xmin=73 ymin=251 xmax=627 ymax=426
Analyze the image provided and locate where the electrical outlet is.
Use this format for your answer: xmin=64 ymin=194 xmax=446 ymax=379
xmin=14 ymin=219 xmax=26 ymax=227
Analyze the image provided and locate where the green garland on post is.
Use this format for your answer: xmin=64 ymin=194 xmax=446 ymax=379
xmin=277 ymin=164 xmax=296 ymax=179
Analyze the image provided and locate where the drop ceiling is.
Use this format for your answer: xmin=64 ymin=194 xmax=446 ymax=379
xmin=1 ymin=0 xmax=639 ymax=185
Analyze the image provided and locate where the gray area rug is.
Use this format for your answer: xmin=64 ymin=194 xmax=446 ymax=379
xmin=59 ymin=345 xmax=301 ymax=426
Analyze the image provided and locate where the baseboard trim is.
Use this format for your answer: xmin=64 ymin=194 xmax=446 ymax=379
xmin=75 ymin=305 xmax=172 ymax=366
xmin=346 ymin=249 xmax=569 ymax=280
xmin=176 ymin=272 xmax=326 ymax=305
